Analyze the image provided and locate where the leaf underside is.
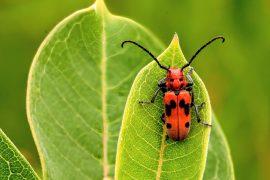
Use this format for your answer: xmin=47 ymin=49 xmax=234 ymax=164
xmin=115 ymin=35 xmax=212 ymax=179
xmin=0 ymin=129 xmax=39 ymax=180
xmin=203 ymin=115 xmax=235 ymax=180
xmin=26 ymin=0 xmax=163 ymax=179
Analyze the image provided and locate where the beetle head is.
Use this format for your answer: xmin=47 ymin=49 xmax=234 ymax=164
xmin=166 ymin=68 xmax=187 ymax=90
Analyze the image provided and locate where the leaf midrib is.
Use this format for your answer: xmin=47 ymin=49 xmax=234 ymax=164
xmin=156 ymin=126 xmax=167 ymax=180
xmin=98 ymin=3 xmax=109 ymax=178
xmin=155 ymin=39 xmax=178 ymax=180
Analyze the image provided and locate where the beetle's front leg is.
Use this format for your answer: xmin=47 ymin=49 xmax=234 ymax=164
xmin=184 ymin=67 xmax=194 ymax=91
xmin=186 ymin=67 xmax=194 ymax=85
xmin=139 ymin=78 xmax=166 ymax=104
xmin=139 ymin=87 xmax=161 ymax=104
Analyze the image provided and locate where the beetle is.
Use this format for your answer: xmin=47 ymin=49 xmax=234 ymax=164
xmin=121 ymin=36 xmax=225 ymax=141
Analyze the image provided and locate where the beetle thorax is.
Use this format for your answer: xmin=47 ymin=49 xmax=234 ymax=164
xmin=166 ymin=68 xmax=188 ymax=90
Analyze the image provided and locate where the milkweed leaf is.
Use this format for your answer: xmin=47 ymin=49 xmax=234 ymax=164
xmin=26 ymin=0 xmax=163 ymax=179
xmin=115 ymin=35 xmax=234 ymax=179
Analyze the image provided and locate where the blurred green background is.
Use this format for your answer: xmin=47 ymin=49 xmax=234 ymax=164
xmin=0 ymin=0 xmax=269 ymax=179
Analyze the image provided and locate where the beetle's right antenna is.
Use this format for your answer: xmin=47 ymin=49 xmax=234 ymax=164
xmin=121 ymin=40 xmax=169 ymax=71
xmin=181 ymin=36 xmax=225 ymax=71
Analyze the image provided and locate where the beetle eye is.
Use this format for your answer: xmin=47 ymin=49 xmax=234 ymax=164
xmin=170 ymin=79 xmax=174 ymax=82
xmin=180 ymin=78 xmax=183 ymax=81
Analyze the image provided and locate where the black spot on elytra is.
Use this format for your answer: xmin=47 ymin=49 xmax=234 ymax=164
xmin=179 ymin=99 xmax=185 ymax=107
xmin=179 ymin=99 xmax=190 ymax=116
xmin=166 ymin=123 xmax=172 ymax=129
xmin=185 ymin=122 xmax=190 ymax=128
xmin=165 ymin=99 xmax=177 ymax=116
xmin=170 ymin=100 xmax=176 ymax=108
xmin=165 ymin=104 xmax=171 ymax=116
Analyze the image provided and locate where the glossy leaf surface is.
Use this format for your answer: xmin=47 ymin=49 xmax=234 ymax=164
xmin=26 ymin=0 xmax=163 ymax=179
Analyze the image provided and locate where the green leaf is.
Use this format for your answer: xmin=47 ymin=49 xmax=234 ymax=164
xmin=203 ymin=115 xmax=235 ymax=180
xmin=115 ymin=35 xmax=233 ymax=179
xmin=26 ymin=0 xmax=163 ymax=179
xmin=0 ymin=129 xmax=39 ymax=180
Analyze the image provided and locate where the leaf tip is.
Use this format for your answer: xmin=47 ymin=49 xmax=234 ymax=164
xmin=171 ymin=33 xmax=180 ymax=47
xmin=161 ymin=33 xmax=187 ymax=66
xmin=95 ymin=0 xmax=109 ymax=15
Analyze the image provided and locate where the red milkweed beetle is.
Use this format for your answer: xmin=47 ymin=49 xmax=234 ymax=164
xmin=121 ymin=36 xmax=225 ymax=141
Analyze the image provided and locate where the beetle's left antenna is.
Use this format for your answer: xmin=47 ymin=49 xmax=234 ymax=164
xmin=121 ymin=40 xmax=169 ymax=71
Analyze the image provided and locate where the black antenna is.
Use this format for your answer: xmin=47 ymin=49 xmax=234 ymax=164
xmin=181 ymin=36 xmax=225 ymax=71
xmin=121 ymin=40 xmax=169 ymax=71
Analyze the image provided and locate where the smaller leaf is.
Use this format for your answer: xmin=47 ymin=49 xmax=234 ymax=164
xmin=203 ymin=115 xmax=235 ymax=179
xmin=115 ymin=34 xmax=212 ymax=179
xmin=0 ymin=129 xmax=39 ymax=180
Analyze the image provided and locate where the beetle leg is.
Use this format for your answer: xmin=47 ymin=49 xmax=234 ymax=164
xmin=186 ymin=67 xmax=194 ymax=86
xmin=187 ymin=67 xmax=194 ymax=76
xmin=194 ymin=104 xmax=212 ymax=127
xmin=139 ymin=87 xmax=161 ymax=104
xmin=184 ymin=68 xmax=194 ymax=91
xmin=139 ymin=78 xmax=167 ymax=104
xmin=185 ymin=85 xmax=193 ymax=91
xmin=158 ymin=77 xmax=166 ymax=86
xmin=190 ymin=91 xmax=212 ymax=127
xmin=158 ymin=78 xmax=168 ymax=92
xmin=160 ymin=113 xmax=166 ymax=124
xmin=197 ymin=102 xmax=205 ymax=111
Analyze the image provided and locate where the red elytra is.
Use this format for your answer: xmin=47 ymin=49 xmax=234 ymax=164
xmin=163 ymin=90 xmax=191 ymax=141
xmin=122 ymin=36 xmax=225 ymax=141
